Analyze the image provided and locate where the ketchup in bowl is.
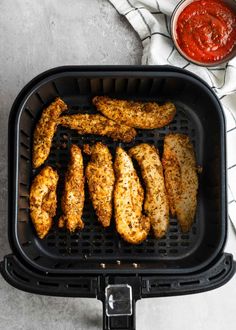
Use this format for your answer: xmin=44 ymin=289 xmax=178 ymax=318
xmin=174 ymin=0 xmax=236 ymax=65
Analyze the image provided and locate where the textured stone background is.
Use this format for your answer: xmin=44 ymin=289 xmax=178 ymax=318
xmin=0 ymin=1 xmax=236 ymax=329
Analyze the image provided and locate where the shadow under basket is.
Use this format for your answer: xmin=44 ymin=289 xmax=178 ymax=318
xmin=2 ymin=66 xmax=235 ymax=330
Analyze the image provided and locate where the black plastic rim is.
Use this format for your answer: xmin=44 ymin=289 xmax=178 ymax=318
xmin=8 ymin=65 xmax=227 ymax=275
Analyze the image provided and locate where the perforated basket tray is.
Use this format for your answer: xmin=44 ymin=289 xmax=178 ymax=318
xmin=8 ymin=66 xmax=227 ymax=275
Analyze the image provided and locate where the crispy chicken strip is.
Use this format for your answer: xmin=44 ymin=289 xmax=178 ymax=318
xmin=84 ymin=143 xmax=115 ymax=227
xmin=30 ymin=166 xmax=59 ymax=239
xmin=93 ymin=96 xmax=176 ymax=129
xmin=129 ymin=144 xmax=169 ymax=238
xmin=32 ymin=97 xmax=68 ymax=168
xmin=59 ymin=145 xmax=85 ymax=232
xmin=58 ymin=114 xmax=136 ymax=142
xmin=162 ymin=134 xmax=198 ymax=232
xmin=114 ymin=147 xmax=150 ymax=244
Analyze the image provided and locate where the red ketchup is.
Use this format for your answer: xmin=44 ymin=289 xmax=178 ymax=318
xmin=176 ymin=0 xmax=236 ymax=63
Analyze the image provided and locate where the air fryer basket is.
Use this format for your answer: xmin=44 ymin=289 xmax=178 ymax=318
xmin=2 ymin=66 xmax=235 ymax=330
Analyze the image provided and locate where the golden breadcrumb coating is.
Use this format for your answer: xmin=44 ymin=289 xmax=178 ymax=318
xmin=32 ymin=97 xmax=68 ymax=168
xmin=162 ymin=134 xmax=198 ymax=232
xmin=84 ymin=143 xmax=115 ymax=227
xmin=30 ymin=166 xmax=59 ymax=239
xmin=93 ymin=96 xmax=176 ymax=129
xmin=129 ymin=144 xmax=169 ymax=238
xmin=114 ymin=147 xmax=150 ymax=244
xmin=59 ymin=145 xmax=85 ymax=232
xmin=58 ymin=114 xmax=136 ymax=142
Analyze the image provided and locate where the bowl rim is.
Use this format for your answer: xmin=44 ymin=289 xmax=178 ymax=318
xmin=170 ymin=0 xmax=236 ymax=67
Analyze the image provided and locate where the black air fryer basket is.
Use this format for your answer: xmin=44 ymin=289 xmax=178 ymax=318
xmin=1 ymin=66 xmax=235 ymax=330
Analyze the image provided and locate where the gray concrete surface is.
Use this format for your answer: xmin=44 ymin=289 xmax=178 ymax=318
xmin=0 ymin=1 xmax=236 ymax=329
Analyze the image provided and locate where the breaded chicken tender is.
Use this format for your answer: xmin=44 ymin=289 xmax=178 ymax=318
xmin=162 ymin=134 xmax=198 ymax=232
xmin=58 ymin=114 xmax=136 ymax=142
xmin=30 ymin=166 xmax=59 ymax=239
xmin=84 ymin=143 xmax=115 ymax=227
xmin=59 ymin=145 xmax=85 ymax=232
xmin=114 ymin=147 xmax=150 ymax=244
xmin=32 ymin=98 xmax=68 ymax=168
xmin=129 ymin=144 xmax=169 ymax=238
xmin=93 ymin=96 xmax=176 ymax=129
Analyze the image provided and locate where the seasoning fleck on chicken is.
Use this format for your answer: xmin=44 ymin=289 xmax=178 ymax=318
xmin=129 ymin=143 xmax=169 ymax=238
xmin=84 ymin=142 xmax=115 ymax=227
xmin=114 ymin=147 xmax=150 ymax=244
xmin=30 ymin=166 xmax=59 ymax=239
xmin=162 ymin=134 xmax=198 ymax=232
xmin=58 ymin=114 xmax=136 ymax=142
xmin=33 ymin=97 xmax=68 ymax=168
xmin=93 ymin=96 xmax=176 ymax=129
xmin=59 ymin=145 xmax=85 ymax=232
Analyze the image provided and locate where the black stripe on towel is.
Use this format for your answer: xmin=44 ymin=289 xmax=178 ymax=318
xmin=155 ymin=0 xmax=161 ymax=11
xmin=224 ymin=103 xmax=236 ymax=123
xmin=142 ymin=31 xmax=171 ymax=42
xmin=219 ymin=95 xmax=227 ymax=100
xmin=208 ymin=63 xmax=231 ymax=89
xmin=124 ymin=6 xmax=162 ymax=17
xmin=182 ymin=63 xmax=190 ymax=69
xmin=229 ymin=217 xmax=236 ymax=235
xmin=124 ymin=6 xmax=146 ymax=16
xmin=206 ymin=68 xmax=228 ymax=90
xmin=137 ymin=8 xmax=152 ymax=35
xmin=164 ymin=15 xmax=170 ymax=34
xmin=228 ymin=185 xmax=236 ymax=199
xmin=126 ymin=0 xmax=151 ymax=35
xmin=227 ymin=127 xmax=236 ymax=133
xmin=167 ymin=46 xmax=175 ymax=63
xmin=216 ymin=63 xmax=228 ymax=89
xmin=228 ymin=64 xmax=236 ymax=69
xmin=228 ymin=164 xmax=236 ymax=170
xmin=208 ymin=67 xmax=226 ymax=71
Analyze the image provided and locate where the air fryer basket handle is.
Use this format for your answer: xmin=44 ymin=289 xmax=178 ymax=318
xmin=98 ymin=277 xmax=141 ymax=330
xmin=102 ymin=298 xmax=136 ymax=330
xmin=0 ymin=253 xmax=235 ymax=330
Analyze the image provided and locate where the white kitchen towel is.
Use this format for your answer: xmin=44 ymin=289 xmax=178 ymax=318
xmin=109 ymin=0 xmax=236 ymax=227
